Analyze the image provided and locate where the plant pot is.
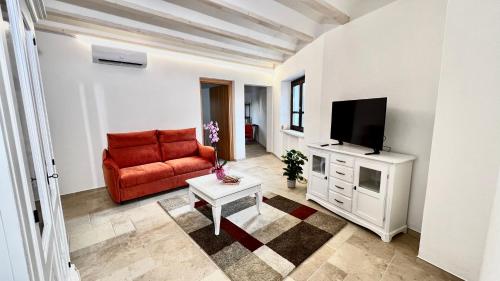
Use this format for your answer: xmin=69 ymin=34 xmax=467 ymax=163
xmin=287 ymin=180 xmax=296 ymax=189
xmin=214 ymin=167 xmax=226 ymax=180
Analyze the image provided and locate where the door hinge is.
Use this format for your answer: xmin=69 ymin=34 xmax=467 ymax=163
xmin=68 ymin=262 xmax=71 ymax=268
xmin=33 ymin=38 xmax=36 ymax=45
xmin=52 ymin=158 xmax=55 ymax=165
xmin=47 ymin=173 xmax=59 ymax=184
xmin=33 ymin=210 xmax=40 ymax=223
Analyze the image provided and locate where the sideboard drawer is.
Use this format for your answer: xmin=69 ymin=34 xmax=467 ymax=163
xmin=330 ymin=164 xmax=354 ymax=183
xmin=329 ymin=191 xmax=352 ymax=212
xmin=330 ymin=178 xmax=353 ymax=198
xmin=331 ymin=153 xmax=354 ymax=168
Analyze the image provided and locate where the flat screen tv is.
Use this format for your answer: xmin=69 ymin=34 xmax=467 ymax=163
xmin=330 ymin=97 xmax=387 ymax=154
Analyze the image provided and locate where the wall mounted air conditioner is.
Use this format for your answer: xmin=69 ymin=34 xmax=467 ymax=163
xmin=92 ymin=45 xmax=147 ymax=68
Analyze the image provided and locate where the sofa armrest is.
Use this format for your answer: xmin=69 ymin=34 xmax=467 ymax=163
xmin=102 ymin=149 xmax=121 ymax=203
xmin=198 ymin=143 xmax=216 ymax=166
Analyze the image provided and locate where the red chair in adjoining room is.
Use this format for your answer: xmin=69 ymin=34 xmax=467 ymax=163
xmin=245 ymin=124 xmax=253 ymax=143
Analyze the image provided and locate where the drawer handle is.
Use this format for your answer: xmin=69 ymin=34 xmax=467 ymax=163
xmin=334 ymin=185 xmax=344 ymax=190
xmin=336 ymin=159 xmax=346 ymax=163
xmin=334 ymin=199 xmax=344 ymax=204
xmin=336 ymin=171 xmax=345 ymax=176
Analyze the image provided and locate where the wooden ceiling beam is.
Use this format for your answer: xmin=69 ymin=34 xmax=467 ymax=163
xmin=303 ymin=0 xmax=350 ymax=24
xmin=54 ymin=0 xmax=297 ymax=55
xmin=275 ymin=0 xmax=349 ymax=24
xmin=198 ymin=0 xmax=314 ymax=42
xmin=46 ymin=12 xmax=283 ymax=64
xmin=42 ymin=1 xmax=284 ymax=63
xmin=36 ymin=20 xmax=277 ymax=69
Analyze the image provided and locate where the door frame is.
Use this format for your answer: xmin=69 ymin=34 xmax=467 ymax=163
xmin=243 ymin=85 xmax=272 ymax=154
xmin=199 ymin=77 xmax=234 ymax=161
xmin=0 ymin=24 xmax=34 ymax=280
xmin=0 ymin=1 xmax=76 ymax=280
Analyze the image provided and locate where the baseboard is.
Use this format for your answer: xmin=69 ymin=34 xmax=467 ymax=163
xmin=61 ymin=186 xmax=106 ymax=198
xmin=68 ymin=264 xmax=81 ymax=281
xmin=407 ymin=228 xmax=421 ymax=239
xmin=271 ymin=152 xmax=281 ymax=159
xmin=417 ymin=254 xmax=466 ymax=281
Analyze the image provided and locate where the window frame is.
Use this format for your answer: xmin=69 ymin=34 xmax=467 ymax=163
xmin=290 ymin=76 xmax=305 ymax=132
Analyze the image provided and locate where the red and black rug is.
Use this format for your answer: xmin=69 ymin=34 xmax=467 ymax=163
xmin=158 ymin=192 xmax=347 ymax=281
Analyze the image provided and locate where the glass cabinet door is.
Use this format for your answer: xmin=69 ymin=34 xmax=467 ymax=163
xmin=312 ymin=154 xmax=326 ymax=175
xmin=307 ymin=150 xmax=329 ymax=200
xmin=359 ymin=166 xmax=382 ymax=193
xmin=353 ymin=159 xmax=389 ymax=227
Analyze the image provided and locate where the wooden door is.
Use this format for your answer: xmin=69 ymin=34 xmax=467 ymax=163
xmin=209 ymin=85 xmax=232 ymax=160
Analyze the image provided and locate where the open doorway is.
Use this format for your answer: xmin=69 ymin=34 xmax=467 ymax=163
xmin=200 ymin=78 xmax=234 ymax=161
xmin=244 ymin=85 xmax=269 ymax=158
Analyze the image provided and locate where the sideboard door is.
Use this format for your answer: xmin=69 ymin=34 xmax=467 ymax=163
xmin=352 ymin=158 xmax=388 ymax=227
xmin=307 ymin=150 xmax=329 ymax=200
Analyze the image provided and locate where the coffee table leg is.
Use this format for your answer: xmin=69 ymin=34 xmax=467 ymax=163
xmin=212 ymin=205 xmax=222 ymax=235
xmin=255 ymin=190 xmax=263 ymax=214
xmin=188 ymin=188 xmax=195 ymax=211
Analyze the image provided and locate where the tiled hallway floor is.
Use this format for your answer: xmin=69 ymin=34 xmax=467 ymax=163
xmin=245 ymin=142 xmax=269 ymax=158
xmin=62 ymin=154 xmax=461 ymax=281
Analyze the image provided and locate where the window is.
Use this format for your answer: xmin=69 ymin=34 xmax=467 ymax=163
xmin=290 ymin=76 xmax=305 ymax=132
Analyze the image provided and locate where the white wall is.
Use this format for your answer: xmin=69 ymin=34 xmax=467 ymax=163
xmin=272 ymin=0 xmax=447 ymax=232
xmin=273 ymin=36 xmax=325 ymax=157
xmin=480 ymin=169 xmax=500 ymax=281
xmin=37 ymin=31 xmax=272 ymax=195
xmin=244 ymin=85 xmax=267 ymax=147
xmin=419 ymin=1 xmax=500 ymax=280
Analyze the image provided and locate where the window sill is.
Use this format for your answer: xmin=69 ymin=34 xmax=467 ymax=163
xmin=282 ymin=129 xmax=304 ymax=138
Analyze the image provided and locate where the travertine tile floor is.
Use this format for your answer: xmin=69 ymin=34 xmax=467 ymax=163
xmin=62 ymin=154 xmax=461 ymax=281
xmin=245 ymin=142 xmax=269 ymax=159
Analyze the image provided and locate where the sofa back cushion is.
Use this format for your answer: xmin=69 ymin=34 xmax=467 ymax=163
xmin=158 ymin=128 xmax=199 ymax=161
xmin=107 ymin=130 xmax=161 ymax=168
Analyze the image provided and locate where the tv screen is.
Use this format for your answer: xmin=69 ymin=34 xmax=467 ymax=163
xmin=330 ymin=97 xmax=387 ymax=151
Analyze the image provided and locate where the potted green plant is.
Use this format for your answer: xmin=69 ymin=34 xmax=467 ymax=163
xmin=281 ymin=149 xmax=308 ymax=188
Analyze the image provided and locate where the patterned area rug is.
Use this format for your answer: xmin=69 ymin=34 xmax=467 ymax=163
xmin=158 ymin=192 xmax=347 ymax=281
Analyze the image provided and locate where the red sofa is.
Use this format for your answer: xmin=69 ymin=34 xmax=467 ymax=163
xmin=102 ymin=128 xmax=215 ymax=203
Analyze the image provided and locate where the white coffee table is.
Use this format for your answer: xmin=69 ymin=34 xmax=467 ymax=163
xmin=186 ymin=172 xmax=263 ymax=235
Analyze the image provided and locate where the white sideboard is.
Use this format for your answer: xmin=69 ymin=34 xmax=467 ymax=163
xmin=306 ymin=143 xmax=416 ymax=242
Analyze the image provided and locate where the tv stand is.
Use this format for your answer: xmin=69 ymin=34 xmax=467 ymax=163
xmin=320 ymin=141 xmax=343 ymax=147
xmin=306 ymin=143 xmax=416 ymax=242
xmin=365 ymin=149 xmax=380 ymax=155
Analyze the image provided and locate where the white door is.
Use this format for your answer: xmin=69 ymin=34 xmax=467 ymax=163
xmin=352 ymin=158 xmax=388 ymax=227
xmin=4 ymin=1 xmax=72 ymax=280
xmin=307 ymin=150 xmax=329 ymax=200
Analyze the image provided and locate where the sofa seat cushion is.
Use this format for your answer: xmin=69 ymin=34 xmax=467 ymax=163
xmin=165 ymin=156 xmax=213 ymax=175
xmin=120 ymin=162 xmax=174 ymax=188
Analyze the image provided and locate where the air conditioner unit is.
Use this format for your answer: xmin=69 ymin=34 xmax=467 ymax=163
xmin=92 ymin=45 xmax=147 ymax=68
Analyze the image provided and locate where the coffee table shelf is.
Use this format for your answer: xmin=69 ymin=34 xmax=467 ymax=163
xmin=186 ymin=173 xmax=263 ymax=235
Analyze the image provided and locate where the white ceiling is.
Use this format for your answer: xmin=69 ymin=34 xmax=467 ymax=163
xmin=35 ymin=0 xmax=395 ymax=68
